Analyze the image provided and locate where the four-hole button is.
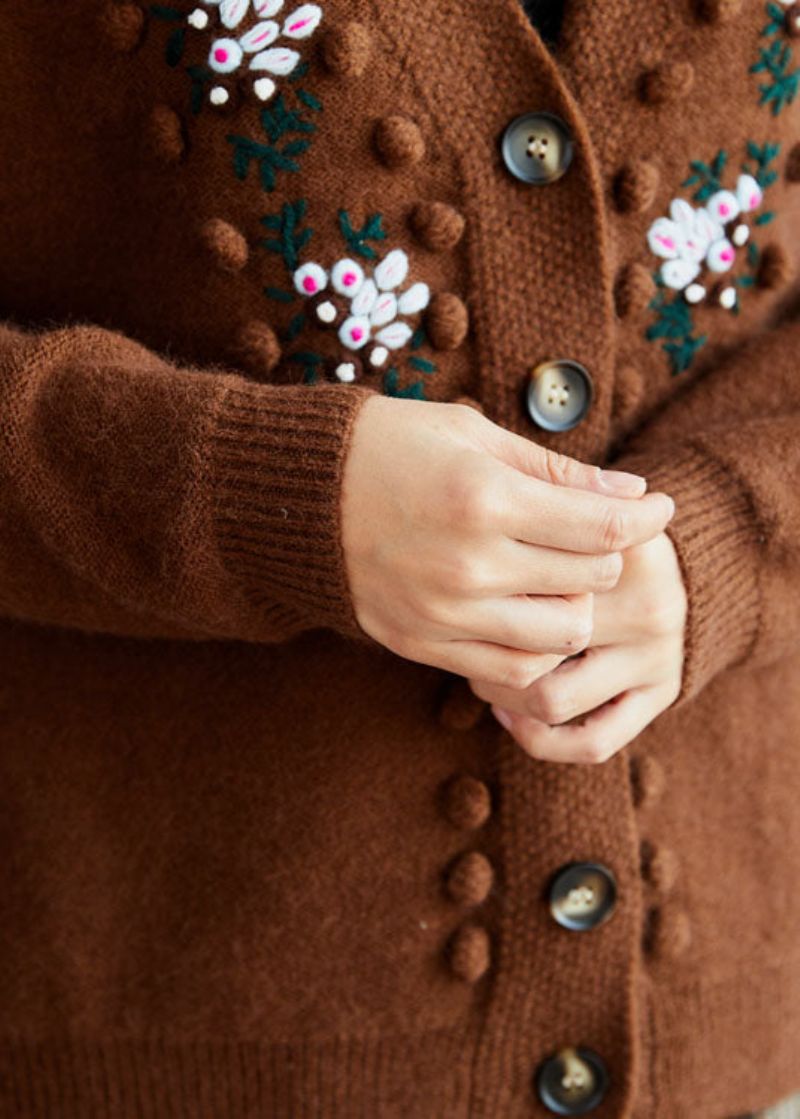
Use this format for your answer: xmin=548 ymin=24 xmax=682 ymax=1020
xmin=501 ymin=111 xmax=575 ymax=184
xmin=549 ymin=861 xmax=617 ymax=932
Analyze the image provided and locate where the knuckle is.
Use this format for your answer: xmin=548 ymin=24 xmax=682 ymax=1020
xmin=534 ymin=681 xmax=573 ymax=724
xmin=561 ymin=601 xmax=594 ymax=652
xmin=579 ymin=737 xmax=616 ymax=765
xmin=597 ymin=505 xmax=628 ymax=553
xmin=500 ymin=659 xmax=541 ymax=692
xmin=541 ymin=447 xmax=576 ymax=489
xmin=593 ymin=551 xmax=623 ymax=590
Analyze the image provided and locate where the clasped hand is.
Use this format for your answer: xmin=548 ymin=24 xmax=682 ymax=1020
xmin=342 ymin=395 xmax=688 ymax=764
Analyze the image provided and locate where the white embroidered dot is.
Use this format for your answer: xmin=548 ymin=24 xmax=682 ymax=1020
xmin=370 ymin=292 xmax=398 ymax=328
xmin=316 ymin=300 xmax=337 ymax=324
xmin=706 ymin=189 xmax=740 ymax=227
xmin=719 ymin=286 xmax=738 ymax=310
xmin=736 ymin=173 xmax=764 ymax=214
xmin=732 ymin=223 xmax=750 ymax=247
xmin=239 ymin=20 xmax=280 ymax=52
xmin=369 ymin=346 xmax=389 ymax=368
xmin=293 ymin=262 xmax=328 ymax=297
xmin=187 ymin=8 xmax=210 ymax=28
xmin=209 ymin=85 xmax=230 ymax=105
xmin=706 ymin=238 xmax=736 ymax=273
xmin=684 ymin=283 xmax=707 ymax=304
xmin=335 ymin=362 xmax=357 ymax=383
xmin=339 ymin=316 xmax=371 ymax=350
xmin=331 ymin=259 xmax=365 ymax=297
xmin=220 ymin=0 xmax=249 ymax=29
xmin=374 ymin=249 xmax=410 ymax=292
xmin=351 ymin=278 xmax=378 ymax=316
xmin=253 ymin=77 xmax=277 ymax=101
xmin=249 ymin=46 xmax=300 ymax=74
xmin=252 ymin=0 xmax=285 ymax=13
xmin=661 ymin=258 xmax=701 ymax=291
xmin=375 ymin=321 xmax=413 ymax=349
xmin=398 ymin=282 xmax=430 ymax=315
xmin=209 ymin=38 xmax=244 ymax=73
xmin=282 ymin=3 xmax=323 ymax=38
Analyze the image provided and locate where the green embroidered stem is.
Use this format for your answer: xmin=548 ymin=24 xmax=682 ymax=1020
xmin=186 ymin=64 xmax=214 ymax=115
xmin=646 ymin=277 xmax=708 ymax=376
xmin=742 ymin=140 xmax=781 ymax=188
xmin=750 ymin=3 xmax=800 ymax=115
xmin=682 ymin=150 xmax=727 ymax=201
xmin=289 ymin=351 xmax=324 ymax=385
xmin=338 ymin=212 xmax=387 ymax=260
xmin=227 ymin=93 xmax=320 ymax=192
xmin=261 ymin=199 xmax=314 ymax=274
xmin=383 ymin=367 xmax=427 ymax=399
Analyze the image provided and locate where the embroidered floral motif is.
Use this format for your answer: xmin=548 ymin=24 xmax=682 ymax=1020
xmin=750 ymin=1 xmax=800 ymax=115
xmin=645 ymin=141 xmax=780 ymax=374
xmin=149 ymin=1 xmax=323 ymax=111
xmin=262 ymin=206 xmax=441 ymax=396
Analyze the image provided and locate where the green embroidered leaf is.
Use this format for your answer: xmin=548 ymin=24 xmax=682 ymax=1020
xmin=383 ymin=368 xmax=427 ymax=399
xmin=260 ymin=199 xmax=315 ymax=273
xmin=285 ymin=313 xmax=307 ymax=341
xmin=338 ymin=210 xmax=388 ymax=259
xmin=748 ymin=241 xmax=761 ymax=267
xmin=150 ymin=4 xmax=183 ymax=20
xmin=296 ymin=89 xmax=323 ymax=112
xmin=408 ymin=356 xmax=437 ymax=374
xmin=289 ymin=351 xmax=323 ymax=365
xmin=755 ymin=210 xmax=776 ymax=224
xmin=165 ymin=26 xmax=186 ymax=67
xmin=264 ymin=287 xmax=295 ymax=303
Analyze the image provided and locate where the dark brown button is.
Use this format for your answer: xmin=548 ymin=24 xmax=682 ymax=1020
xmin=535 ymin=1047 xmax=609 ymax=1115
xmin=525 ymin=359 xmax=593 ymax=432
xmin=501 ymin=111 xmax=574 ymax=184
xmin=549 ymin=862 xmax=617 ymax=931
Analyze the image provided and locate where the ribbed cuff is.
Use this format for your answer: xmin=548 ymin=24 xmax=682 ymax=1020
xmin=606 ymin=443 xmax=763 ymax=712
xmin=208 ymin=379 xmax=382 ymax=645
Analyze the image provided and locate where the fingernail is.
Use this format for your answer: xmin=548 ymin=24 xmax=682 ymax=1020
xmin=492 ymin=705 xmax=514 ymax=731
xmin=598 ymin=469 xmax=647 ymax=496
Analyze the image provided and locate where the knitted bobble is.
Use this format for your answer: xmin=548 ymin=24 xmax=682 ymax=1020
xmin=232 ymin=320 xmax=281 ymax=377
xmin=409 ymin=201 xmax=466 ymax=252
xmin=321 ymin=21 xmax=371 ymax=77
xmin=441 ymin=774 xmax=492 ymax=830
xmin=444 ymin=851 xmax=494 ymax=907
xmin=612 ymin=364 xmax=645 ymax=426
xmin=629 ymin=754 xmax=666 ymax=809
xmin=373 ymin=115 xmax=426 ymax=169
xmin=146 ymin=104 xmax=185 ymax=164
xmin=645 ymin=906 xmax=692 ymax=961
xmin=613 ymin=161 xmax=660 ymax=214
xmin=640 ymin=61 xmax=695 ymax=105
xmin=426 ymin=293 xmax=469 ymax=351
xmin=786 ymin=142 xmax=800 ymax=183
xmin=694 ymin=0 xmax=742 ymax=22
xmin=437 ymin=676 xmax=487 ymax=731
xmin=99 ymin=1 xmax=145 ymax=52
xmin=614 ymin=263 xmax=656 ymax=319
xmin=640 ymin=840 xmax=680 ymax=894
xmin=200 ymin=218 xmax=249 ymax=272
xmin=446 ymin=924 xmax=491 ymax=982
xmin=757 ymin=243 xmax=793 ymax=289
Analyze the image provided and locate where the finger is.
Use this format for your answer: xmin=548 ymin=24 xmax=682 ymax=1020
xmin=433 ymin=590 xmax=595 ymax=657
xmin=477 ymin=536 xmax=624 ymax=597
xmin=469 ymin=652 xmax=569 ymax=703
xmin=491 ymin=683 xmax=670 ymax=765
xmin=496 ymin=463 xmax=675 ymax=554
xmin=403 ymin=636 xmax=572 ymax=693
xmin=516 ymin=642 xmax=662 ymax=724
xmin=481 ymin=420 xmax=648 ymax=498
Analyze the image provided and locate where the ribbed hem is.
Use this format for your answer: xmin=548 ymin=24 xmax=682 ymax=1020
xmin=208 ymin=380 xmax=382 ymax=646
xmin=0 ymin=1023 xmax=477 ymax=1119
xmin=606 ymin=443 xmax=762 ymax=712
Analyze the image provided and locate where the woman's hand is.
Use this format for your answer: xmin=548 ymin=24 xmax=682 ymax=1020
xmin=341 ymin=394 xmax=676 ymax=686
xmin=477 ymin=532 xmax=688 ymax=763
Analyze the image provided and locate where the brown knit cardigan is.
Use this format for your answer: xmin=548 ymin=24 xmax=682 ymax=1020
xmin=2 ymin=2 xmax=800 ymax=1117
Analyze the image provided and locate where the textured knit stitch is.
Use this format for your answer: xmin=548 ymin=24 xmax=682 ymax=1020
xmin=1 ymin=3 xmax=800 ymax=1118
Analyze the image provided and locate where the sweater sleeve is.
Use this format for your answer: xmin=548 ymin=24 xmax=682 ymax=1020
xmin=0 ymin=319 xmax=382 ymax=646
xmin=605 ymin=313 xmax=800 ymax=712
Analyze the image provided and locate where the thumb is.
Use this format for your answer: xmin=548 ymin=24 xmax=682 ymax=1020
xmin=485 ymin=421 xmax=648 ymax=498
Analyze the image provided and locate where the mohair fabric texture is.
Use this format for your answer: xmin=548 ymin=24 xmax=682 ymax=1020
xmin=1 ymin=2 xmax=800 ymax=1117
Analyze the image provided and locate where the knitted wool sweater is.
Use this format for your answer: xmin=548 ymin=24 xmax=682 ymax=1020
xmin=2 ymin=2 xmax=800 ymax=1117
